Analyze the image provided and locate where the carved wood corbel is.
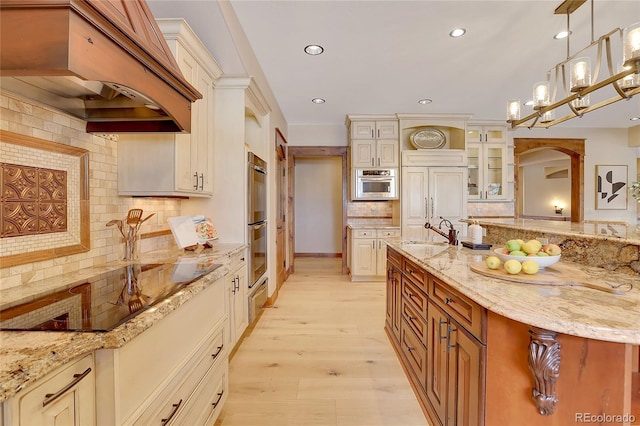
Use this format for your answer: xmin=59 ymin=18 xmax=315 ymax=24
xmin=528 ymin=327 xmax=561 ymax=415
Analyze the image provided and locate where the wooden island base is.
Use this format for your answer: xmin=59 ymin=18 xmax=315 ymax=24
xmin=486 ymin=311 xmax=634 ymax=426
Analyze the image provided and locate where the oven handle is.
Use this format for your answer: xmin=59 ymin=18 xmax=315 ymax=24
xmin=359 ymin=177 xmax=393 ymax=182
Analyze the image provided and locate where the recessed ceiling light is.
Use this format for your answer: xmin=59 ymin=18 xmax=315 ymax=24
xmin=631 ymin=116 xmax=640 ymax=121
xmin=449 ymin=28 xmax=466 ymax=38
xmin=304 ymin=45 xmax=324 ymax=55
xmin=554 ymin=30 xmax=572 ymax=40
xmin=418 ymin=98 xmax=432 ymax=105
xmin=311 ymin=98 xmax=325 ymax=104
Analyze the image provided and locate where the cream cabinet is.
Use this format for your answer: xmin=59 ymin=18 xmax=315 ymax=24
xmin=466 ymin=124 xmax=508 ymax=201
xmin=401 ymin=166 xmax=468 ymax=241
xmin=225 ymin=249 xmax=249 ymax=349
xmin=117 ymin=19 xmax=222 ymax=197
xmin=349 ymin=118 xmax=399 ymax=168
xmin=95 ymin=275 xmax=228 ymax=425
xmin=349 ymin=228 xmax=400 ymax=281
xmin=2 ymin=354 xmax=95 ymax=425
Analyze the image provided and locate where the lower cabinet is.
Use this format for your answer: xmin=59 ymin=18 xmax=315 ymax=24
xmin=386 ymin=247 xmax=486 ymax=426
xmin=2 ymin=354 xmax=95 ymax=425
xmin=95 ymin=276 xmax=228 ymax=425
xmin=225 ymin=249 xmax=248 ymax=349
xmin=349 ymin=228 xmax=400 ymax=281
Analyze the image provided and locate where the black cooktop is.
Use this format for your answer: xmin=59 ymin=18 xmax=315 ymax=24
xmin=0 ymin=258 xmax=221 ymax=332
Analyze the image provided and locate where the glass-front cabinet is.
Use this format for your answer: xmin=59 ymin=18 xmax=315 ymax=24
xmin=466 ymin=124 xmax=507 ymax=200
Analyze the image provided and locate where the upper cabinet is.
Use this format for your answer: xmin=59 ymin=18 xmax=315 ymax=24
xmin=466 ymin=124 xmax=508 ymax=201
xmin=348 ymin=116 xmax=399 ymax=168
xmin=118 ymin=19 xmax=222 ymax=197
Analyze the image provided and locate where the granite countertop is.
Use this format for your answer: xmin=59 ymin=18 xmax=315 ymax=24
xmin=387 ymin=238 xmax=640 ymax=345
xmin=0 ymin=242 xmax=246 ymax=402
xmin=462 ymin=218 xmax=640 ymax=245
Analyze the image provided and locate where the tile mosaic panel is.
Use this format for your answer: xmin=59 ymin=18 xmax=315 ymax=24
xmin=1 ymin=162 xmax=68 ymax=237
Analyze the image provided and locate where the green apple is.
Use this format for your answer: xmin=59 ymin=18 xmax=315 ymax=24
xmin=485 ymin=256 xmax=501 ymax=270
xmin=504 ymin=259 xmax=522 ymax=274
xmin=508 ymin=250 xmax=527 ymax=257
xmin=536 ymin=251 xmax=550 ymax=257
xmin=505 ymin=240 xmax=521 ymax=252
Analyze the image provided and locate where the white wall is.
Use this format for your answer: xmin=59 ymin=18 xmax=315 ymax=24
xmin=513 ymin=126 xmax=638 ymax=224
xmin=289 ymin=124 xmax=347 ymax=147
xmin=294 ymin=157 xmax=343 ymax=254
xmin=521 ymin=159 xmax=571 ymax=217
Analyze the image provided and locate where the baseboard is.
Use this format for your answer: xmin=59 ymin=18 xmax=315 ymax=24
xmin=294 ymin=253 xmax=342 ymax=258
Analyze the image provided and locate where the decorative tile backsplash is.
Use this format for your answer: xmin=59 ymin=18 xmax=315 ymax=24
xmin=1 ymin=162 xmax=68 ymax=237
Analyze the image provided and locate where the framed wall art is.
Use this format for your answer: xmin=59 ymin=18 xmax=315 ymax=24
xmin=595 ymin=165 xmax=627 ymax=210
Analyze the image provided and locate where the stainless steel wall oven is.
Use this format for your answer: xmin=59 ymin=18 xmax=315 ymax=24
xmin=248 ymin=152 xmax=267 ymax=289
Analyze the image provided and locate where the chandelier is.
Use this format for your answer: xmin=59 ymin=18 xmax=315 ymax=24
xmin=506 ymin=0 xmax=640 ymax=128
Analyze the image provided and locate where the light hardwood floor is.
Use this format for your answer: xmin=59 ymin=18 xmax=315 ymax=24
xmin=215 ymin=257 xmax=428 ymax=426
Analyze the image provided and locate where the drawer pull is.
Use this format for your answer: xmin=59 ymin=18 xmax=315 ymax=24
xmin=161 ymin=399 xmax=183 ymax=426
xmin=408 ymin=293 xmax=414 ymax=298
xmin=407 ymin=346 xmax=414 ymax=352
xmin=445 ymin=297 xmax=454 ymax=305
xmin=43 ymin=367 xmax=92 ymax=407
xmin=212 ymin=390 xmax=224 ymax=408
xmin=408 ymin=315 xmax=414 ymax=321
xmin=211 ymin=345 xmax=224 ymax=361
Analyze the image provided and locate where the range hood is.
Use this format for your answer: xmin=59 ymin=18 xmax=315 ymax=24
xmin=0 ymin=0 xmax=202 ymax=133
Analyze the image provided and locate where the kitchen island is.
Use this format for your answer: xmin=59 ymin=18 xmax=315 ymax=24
xmin=385 ymin=239 xmax=639 ymax=426
xmin=0 ymin=242 xmax=245 ymax=424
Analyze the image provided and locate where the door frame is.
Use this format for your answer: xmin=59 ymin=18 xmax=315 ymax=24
xmin=514 ymin=138 xmax=585 ymax=223
xmin=287 ymin=146 xmax=348 ymax=274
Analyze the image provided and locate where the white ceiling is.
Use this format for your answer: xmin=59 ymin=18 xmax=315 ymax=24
xmin=151 ymin=0 xmax=640 ymax=129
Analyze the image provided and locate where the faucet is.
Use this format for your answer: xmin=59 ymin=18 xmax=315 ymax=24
xmin=424 ymin=216 xmax=458 ymax=245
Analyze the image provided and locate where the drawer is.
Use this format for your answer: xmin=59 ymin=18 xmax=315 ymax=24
xmin=429 ymin=275 xmax=486 ymax=343
xmin=177 ymin=362 xmax=228 ymax=425
xmin=377 ymin=229 xmax=400 ymax=238
xmin=353 ymin=229 xmax=375 ymax=238
xmin=403 ymin=258 xmax=427 ymax=291
xmin=402 ymin=277 xmax=428 ymax=320
xmin=387 ymin=247 xmax=402 ymax=268
xmin=229 ymin=248 xmax=247 ymax=271
xmin=402 ymin=299 xmax=428 ymax=347
xmin=400 ymin=321 xmax=427 ymax=389
xmin=132 ymin=326 xmax=226 ymax=425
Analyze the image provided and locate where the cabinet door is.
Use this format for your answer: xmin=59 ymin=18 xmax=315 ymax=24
xmin=352 ymin=140 xmax=375 ymax=168
xmin=351 ymin=121 xmax=376 ymax=139
xmin=175 ymin=45 xmax=198 ymax=193
xmin=352 ymin=237 xmax=377 ymax=276
xmin=484 ymin=143 xmax=506 ymax=200
xmin=195 ymin=66 xmax=215 ymax=194
xmin=376 ymin=139 xmax=398 ymax=167
xmin=429 ymin=167 xmax=467 ymax=237
xmin=483 ymin=126 xmax=506 ymax=143
xmin=385 ymin=262 xmax=402 ymax=341
xmin=376 ymin=239 xmax=387 ymax=276
xmin=376 ymin=121 xmax=398 ymax=139
xmin=401 ymin=167 xmax=428 ymax=241
xmin=447 ymin=326 xmax=484 ymax=426
xmin=16 ymin=354 xmax=95 ymax=426
xmin=467 ymin=144 xmax=481 ymax=200
xmin=427 ymin=301 xmax=449 ymax=426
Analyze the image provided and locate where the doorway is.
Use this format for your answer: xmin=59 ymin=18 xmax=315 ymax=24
xmin=514 ymin=138 xmax=585 ymax=223
xmin=287 ymin=147 xmax=348 ymax=274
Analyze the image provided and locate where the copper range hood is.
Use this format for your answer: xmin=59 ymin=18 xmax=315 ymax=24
xmin=0 ymin=0 xmax=202 ymax=133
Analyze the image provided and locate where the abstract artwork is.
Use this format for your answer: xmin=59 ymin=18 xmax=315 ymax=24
xmin=595 ymin=165 xmax=627 ymax=210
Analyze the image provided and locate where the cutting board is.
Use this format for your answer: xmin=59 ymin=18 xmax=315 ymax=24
xmin=469 ymin=262 xmax=632 ymax=295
